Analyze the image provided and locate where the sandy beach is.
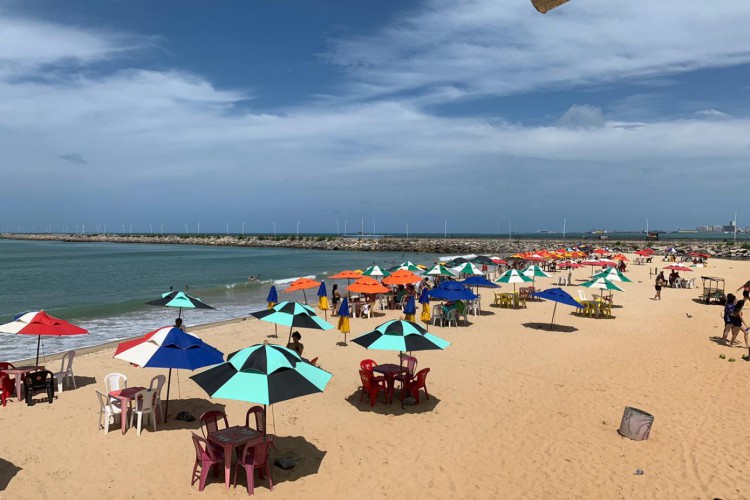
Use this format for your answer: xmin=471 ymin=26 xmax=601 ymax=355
xmin=2 ymin=255 xmax=750 ymax=499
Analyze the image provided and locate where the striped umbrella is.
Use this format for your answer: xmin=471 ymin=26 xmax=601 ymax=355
xmin=591 ymin=268 xmax=632 ymax=283
xmin=522 ymin=265 xmax=552 ymax=285
xmin=451 ymin=262 xmax=484 ymax=276
xmin=0 ymin=311 xmax=88 ymax=366
xmin=190 ymin=342 xmax=332 ymax=425
xmin=362 ymin=265 xmax=390 ymax=278
xmin=397 ymin=261 xmax=422 ymax=272
xmin=423 ymin=264 xmax=458 ymax=277
xmin=251 ymin=301 xmax=334 ymax=343
xmin=145 ymin=290 xmax=215 ymax=319
xmin=352 ymin=320 xmax=450 ymax=352
xmin=580 ymin=277 xmax=624 ymax=301
xmin=495 ymin=269 xmax=533 ymax=300
xmin=337 ymin=298 xmax=351 ymax=343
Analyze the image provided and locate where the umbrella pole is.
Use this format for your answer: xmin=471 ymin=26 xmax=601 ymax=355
xmin=288 ymin=325 xmax=293 ymax=344
xmin=550 ymin=302 xmax=558 ymax=329
xmin=303 ymin=290 xmax=308 ymax=304
xmin=165 ymin=368 xmax=172 ymax=423
xmin=179 ymin=307 xmax=182 ymax=319
xmin=35 ymin=335 xmax=41 ymax=367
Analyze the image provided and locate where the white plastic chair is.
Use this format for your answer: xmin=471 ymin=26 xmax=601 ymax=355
xmin=431 ymin=304 xmax=443 ymax=326
xmin=104 ymin=373 xmax=127 ymax=403
xmin=95 ymin=389 xmax=123 ymax=435
xmin=444 ymin=309 xmax=458 ymax=327
xmin=557 ymin=276 xmax=568 ymax=286
xmin=53 ymin=350 xmax=76 ymax=392
xmin=686 ymin=278 xmax=696 ymax=289
xmin=149 ymin=375 xmax=166 ymax=422
xmin=577 ymin=290 xmax=588 ymax=302
xmin=130 ymin=389 xmax=157 ymax=436
xmin=470 ymin=298 xmax=480 ymax=316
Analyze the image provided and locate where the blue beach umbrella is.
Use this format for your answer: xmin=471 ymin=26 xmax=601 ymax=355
xmin=531 ymin=287 xmax=582 ymax=328
xmin=266 ymin=285 xmax=278 ymax=308
xmin=461 ymin=275 xmax=500 ymax=289
xmin=337 ymin=297 xmax=351 ymax=343
xmin=403 ymin=295 xmax=416 ymax=321
xmin=317 ymin=281 xmax=329 ymax=319
xmin=419 ymin=287 xmax=431 ymax=326
xmin=428 ymin=281 xmax=478 ymax=302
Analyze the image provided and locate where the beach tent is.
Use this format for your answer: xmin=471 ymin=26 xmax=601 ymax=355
xmin=0 ymin=311 xmax=88 ymax=367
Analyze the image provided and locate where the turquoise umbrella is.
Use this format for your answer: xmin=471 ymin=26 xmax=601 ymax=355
xmin=251 ymin=301 xmax=334 ymax=343
xmin=146 ymin=290 xmax=215 ymax=319
xmin=352 ymin=320 xmax=450 ymax=352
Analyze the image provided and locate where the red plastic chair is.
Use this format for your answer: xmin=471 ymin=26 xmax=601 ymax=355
xmin=394 ymin=355 xmax=418 ymax=385
xmin=359 ymin=369 xmax=386 ymax=407
xmin=309 ymin=357 xmax=319 ymax=367
xmin=1 ymin=372 xmax=13 ymax=407
xmin=245 ymin=406 xmax=266 ymax=435
xmin=234 ymin=436 xmax=274 ymax=495
xmin=200 ymin=410 xmax=229 ymax=438
xmin=404 ymin=368 xmax=430 ymax=404
xmin=359 ymin=359 xmax=385 ymax=382
xmin=0 ymin=362 xmax=15 ymax=371
xmin=191 ymin=432 xmax=224 ymax=491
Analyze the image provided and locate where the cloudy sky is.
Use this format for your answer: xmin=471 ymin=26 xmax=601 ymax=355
xmin=2 ymin=0 xmax=749 ymax=234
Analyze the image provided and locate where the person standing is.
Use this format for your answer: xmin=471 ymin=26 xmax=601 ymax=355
xmin=331 ymin=284 xmax=341 ymax=316
xmin=653 ymin=272 xmax=666 ymax=300
xmin=729 ymin=300 xmax=749 ymax=347
xmin=722 ymin=294 xmax=737 ymax=345
xmin=736 ymin=280 xmax=750 ymax=301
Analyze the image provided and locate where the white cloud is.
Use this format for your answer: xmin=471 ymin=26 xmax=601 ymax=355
xmin=558 ymin=104 xmax=605 ymax=129
xmin=696 ymin=108 xmax=730 ymax=119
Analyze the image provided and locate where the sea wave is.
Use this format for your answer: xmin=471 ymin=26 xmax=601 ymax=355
xmin=273 ymin=274 xmax=317 ymax=285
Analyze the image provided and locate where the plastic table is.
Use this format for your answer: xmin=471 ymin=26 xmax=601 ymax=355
xmin=208 ymin=426 xmax=266 ymax=489
xmin=109 ymin=386 xmax=147 ymax=434
xmin=3 ymin=365 xmax=44 ymax=400
xmin=372 ymin=363 xmax=407 ymax=404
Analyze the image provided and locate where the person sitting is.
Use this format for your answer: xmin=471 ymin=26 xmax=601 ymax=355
xmin=395 ymin=285 xmax=407 ymax=304
xmin=174 ymin=318 xmax=185 ymax=331
xmin=617 ymin=260 xmax=626 ymax=272
xmin=287 ymin=331 xmax=304 ymax=357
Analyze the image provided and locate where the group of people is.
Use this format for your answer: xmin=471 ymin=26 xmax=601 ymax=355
xmin=722 ymin=293 xmax=749 ymax=347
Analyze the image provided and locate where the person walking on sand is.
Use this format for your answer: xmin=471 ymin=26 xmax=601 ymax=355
xmin=736 ymin=280 xmax=750 ymax=301
xmin=653 ymin=272 xmax=666 ymax=300
xmin=728 ymin=300 xmax=749 ymax=347
xmin=722 ymin=294 xmax=737 ymax=345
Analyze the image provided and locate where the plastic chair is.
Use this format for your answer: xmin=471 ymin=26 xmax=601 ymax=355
xmin=191 ymin=432 xmax=223 ymax=491
xmin=308 ymin=357 xmax=319 ymax=367
xmin=95 ymin=389 xmax=123 ymax=434
xmin=395 ymin=355 xmax=418 ymax=386
xmin=493 ymin=292 xmax=503 ymax=305
xmin=200 ymin=410 xmax=229 ymax=438
xmin=431 ymin=305 xmax=443 ymax=326
xmin=0 ymin=362 xmax=15 ymax=371
xmin=23 ymin=370 xmax=55 ymax=405
xmin=149 ymin=374 xmax=166 ymax=422
xmin=130 ymin=389 xmax=157 ymax=436
xmin=360 ymin=359 xmax=377 ymax=372
xmin=104 ymin=372 xmax=127 ymax=398
xmin=404 ymin=368 xmax=431 ymax=404
xmin=577 ymin=290 xmax=588 ymax=302
xmin=359 ymin=369 xmax=386 ymax=407
xmin=444 ymin=309 xmax=458 ymax=327
xmin=1 ymin=371 xmax=14 ymax=407
xmin=246 ymin=406 xmax=266 ymax=434
xmin=470 ymin=298 xmax=480 ymax=316
xmin=234 ymin=436 xmax=274 ymax=495
xmin=53 ymin=350 xmax=76 ymax=393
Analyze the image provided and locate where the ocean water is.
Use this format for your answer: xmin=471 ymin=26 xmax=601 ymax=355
xmin=0 ymin=239 xmax=442 ymax=361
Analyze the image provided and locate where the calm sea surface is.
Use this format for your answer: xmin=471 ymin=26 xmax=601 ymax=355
xmin=0 ymin=239 xmax=442 ymax=361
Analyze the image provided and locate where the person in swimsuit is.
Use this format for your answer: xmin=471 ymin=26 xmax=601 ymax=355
xmin=722 ymin=294 xmax=737 ymax=345
xmin=287 ymin=331 xmax=304 ymax=356
xmin=736 ymin=281 xmax=750 ymax=300
xmin=729 ymin=300 xmax=749 ymax=347
xmin=653 ymin=272 xmax=665 ymax=300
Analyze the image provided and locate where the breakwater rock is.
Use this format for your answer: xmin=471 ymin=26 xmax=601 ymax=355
xmin=2 ymin=233 xmax=749 ymax=259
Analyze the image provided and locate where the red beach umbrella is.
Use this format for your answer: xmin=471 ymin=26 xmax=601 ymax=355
xmin=0 ymin=311 xmax=88 ymax=366
xmin=664 ymin=265 xmax=693 ymax=272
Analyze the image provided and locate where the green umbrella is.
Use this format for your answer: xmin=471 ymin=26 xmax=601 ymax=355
xmin=495 ymin=269 xmax=533 ymax=306
xmin=423 ymin=264 xmax=457 ymax=277
xmin=362 ymin=265 xmax=391 ymax=278
xmin=580 ymin=277 xmax=624 ymax=292
xmin=591 ymin=268 xmax=633 ymax=283
xmin=397 ymin=261 xmax=423 ymax=273
xmin=145 ymin=290 xmax=215 ymax=318
xmin=451 ymin=262 xmax=484 ymax=276
xmin=522 ymin=264 xmax=552 ymax=286
xmin=351 ymin=320 xmax=451 ymax=352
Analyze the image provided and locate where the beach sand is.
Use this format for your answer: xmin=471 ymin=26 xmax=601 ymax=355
xmin=2 ymin=256 xmax=750 ymax=499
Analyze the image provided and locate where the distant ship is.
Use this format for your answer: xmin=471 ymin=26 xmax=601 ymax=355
xmin=588 ymin=229 xmax=608 ymax=234
xmin=537 ymin=230 xmax=551 ymax=234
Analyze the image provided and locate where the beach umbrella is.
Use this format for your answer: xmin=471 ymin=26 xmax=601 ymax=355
xmin=114 ymin=326 xmax=223 ymax=421
xmin=592 ymin=268 xmax=633 ymax=283
xmin=266 ymin=285 xmax=278 ymax=309
xmin=558 ymin=261 xmax=583 ymax=269
xmin=471 ymin=256 xmax=495 ymax=266
xmin=664 ymin=265 xmax=692 ymax=272
xmin=397 ymin=261 xmax=422 ymax=272
xmin=0 ymin=311 xmax=88 ymax=367
xmin=347 ymin=276 xmax=389 ymax=295
xmin=383 ymin=270 xmax=421 ymax=286
xmin=522 ymin=265 xmax=552 ymax=285
xmin=329 ymin=270 xmax=362 ymax=280
xmin=451 ymin=262 xmax=484 ymax=276
xmin=428 ymin=281 xmax=478 ymax=301
xmin=495 ymin=269 xmax=533 ymax=293
xmin=460 ymin=275 xmax=500 ymax=289
xmin=634 ymin=249 xmax=654 ymax=256
xmin=190 ymin=342 xmax=332 ymax=425
xmin=317 ymin=281 xmax=329 ymax=319
xmin=424 ymin=264 xmax=458 ymax=277
xmin=531 ymin=288 xmax=582 ymax=328
xmin=282 ymin=277 xmax=321 ymax=304
xmin=580 ymin=277 xmax=624 ymax=301
xmin=337 ymin=298 xmax=351 ymax=343
xmin=491 ymin=257 xmax=508 ymax=265
xmin=145 ymin=290 xmax=215 ymax=319
xmin=352 ymin=320 xmax=450 ymax=353
xmin=251 ymin=301 xmax=334 ymax=344
xmin=403 ymin=295 xmax=416 ymax=322
xmin=419 ymin=287 xmax=431 ymax=325
xmin=361 ymin=265 xmax=390 ymax=278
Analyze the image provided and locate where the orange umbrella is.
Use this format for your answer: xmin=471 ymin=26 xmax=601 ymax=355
xmin=329 ymin=270 xmax=362 ymax=280
xmin=282 ymin=277 xmax=322 ymax=304
xmin=382 ymin=270 xmax=421 ymax=286
xmin=611 ymin=254 xmax=629 ymax=261
xmin=347 ymin=277 xmax=389 ymax=294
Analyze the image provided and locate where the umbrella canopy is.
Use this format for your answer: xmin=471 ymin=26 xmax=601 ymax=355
xmin=114 ymin=326 xmax=223 ymax=421
xmin=418 ymin=288 xmax=431 ymax=324
xmin=351 ymin=320 xmax=451 ymax=352
xmin=283 ymin=278 xmax=322 ymax=293
xmin=383 ymin=270 xmax=421 ymax=286
xmin=337 ymin=298 xmax=351 ymax=340
xmin=396 ymin=261 xmax=422 ymax=272
xmin=558 ymin=261 xmax=583 ymax=269
xmin=531 ymin=287 xmax=582 ymax=328
xmin=471 ymin=256 xmax=495 ymax=265
xmin=266 ymin=285 xmax=278 ymax=308
xmin=451 ymin=262 xmax=484 ymax=276
xmin=361 ymin=265 xmax=390 ymax=277
xmin=251 ymin=301 xmax=334 ymax=343
xmin=428 ymin=281 xmax=478 ymax=301
xmin=347 ymin=277 xmax=389 ymax=294
xmin=0 ymin=311 xmax=88 ymax=366
xmin=423 ymin=264 xmax=458 ymax=277
xmin=592 ymin=268 xmax=633 ymax=283
xmin=664 ymin=265 xmax=693 ymax=272
xmin=329 ymin=270 xmax=362 ymax=280
xmin=145 ymin=291 xmax=215 ymax=318
xmin=580 ymin=277 xmax=625 ymax=292
xmin=460 ymin=276 xmax=500 ymax=288
xmin=491 ymin=257 xmax=508 ymax=265
xmin=495 ymin=269 xmax=533 ymax=284
xmin=403 ymin=295 xmax=416 ymax=321
xmin=522 ymin=265 xmax=552 ymax=279
xmin=634 ymin=249 xmax=655 ymax=256
xmin=317 ymin=281 xmax=329 ymax=313
xmin=190 ymin=342 xmax=332 ymax=406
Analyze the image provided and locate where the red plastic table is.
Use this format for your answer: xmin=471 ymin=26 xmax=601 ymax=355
xmin=109 ymin=386 xmax=146 ymax=434
xmin=208 ymin=426 xmax=265 ymax=489
xmin=372 ymin=363 xmax=407 ymax=404
xmin=3 ymin=365 xmax=44 ymax=400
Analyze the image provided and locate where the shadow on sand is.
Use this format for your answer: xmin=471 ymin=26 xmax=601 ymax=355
xmin=148 ymin=398 xmax=227 ymax=432
xmin=522 ymin=322 xmax=578 ymax=333
xmin=344 ymin=389 xmax=440 ymax=415
xmin=0 ymin=457 xmax=21 ymax=492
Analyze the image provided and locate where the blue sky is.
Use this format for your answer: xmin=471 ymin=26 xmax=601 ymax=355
xmin=2 ymin=0 xmax=750 ymax=234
